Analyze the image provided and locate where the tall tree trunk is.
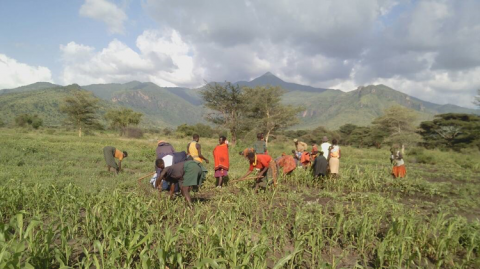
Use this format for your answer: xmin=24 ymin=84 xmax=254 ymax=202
xmin=231 ymin=131 xmax=237 ymax=147
xmin=265 ymin=129 xmax=272 ymax=147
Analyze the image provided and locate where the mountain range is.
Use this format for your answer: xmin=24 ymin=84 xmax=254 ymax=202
xmin=1 ymin=72 xmax=478 ymax=129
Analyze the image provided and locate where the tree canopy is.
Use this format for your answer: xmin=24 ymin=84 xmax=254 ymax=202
xmin=60 ymin=90 xmax=100 ymax=137
xmin=419 ymin=113 xmax=480 ymax=150
xmin=105 ymin=108 xmax=143 ymax=136
xmin=201 ymin=82 xmax=248 ymax=146
xmin=242 ymin=86 xmax=303 ymax=145
xmin=372 ymin=105 xmax=421 ymax=149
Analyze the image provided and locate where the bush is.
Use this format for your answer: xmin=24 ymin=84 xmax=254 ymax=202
xmin=126 ymin=127 xmax=143 ymax=138
xmin=408 ymin=147 xmax=436 ymax=164
xmin=15 ymin=114 xmax=43 ymax=129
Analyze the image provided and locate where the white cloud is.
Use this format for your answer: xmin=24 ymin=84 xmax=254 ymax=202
xmin=0 ymin=54 xmax=53 ymax=89
xmin=60 ymin=30 xmax=199 ymax=87
xmin=58 ymin=0 xmax=480 ymax=107
xmin=79 ymin=0 xmax=127 ymax=34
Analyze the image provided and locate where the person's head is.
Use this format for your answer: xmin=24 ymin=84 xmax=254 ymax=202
xmin=257 ymin=133 xmax=263 ymax=140
xmin=193 ymin=134 xmax=199 ymax=142
xmin=155 ymin=158 xmax=165 ymax=169
xmin=247 ymin=152 xmax=256 ymax=162
xmin=293 ymin=138 xmax=298 ymax=145
xmin=219 ymin=135 xmax=226 ymax=144
xmin=157 ymin=140 xmax=166 ymax=145
xmin=332 ymin=139 xmax=338 ymax=145
xmin=322 ymin=136 xmax=328 ymax=143
xmin=318 ymin=151 xmax=324 ymax=156
xmin=291 ymin=149 xmax=296 ymax=154
xmin=123 ymin=151 xmax=128 ymax=158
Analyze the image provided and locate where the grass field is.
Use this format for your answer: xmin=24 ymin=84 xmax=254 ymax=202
xmin=1 ymin=128 xmax=479 ymax=268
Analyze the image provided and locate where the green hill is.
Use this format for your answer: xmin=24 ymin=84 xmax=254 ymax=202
xmin=82 ymin=82 xmax=206 ymax=127
xmin=1 ymin=73 xmax=478 ymax=130
xmin=0 ymin=84 xmax=117 ymax=127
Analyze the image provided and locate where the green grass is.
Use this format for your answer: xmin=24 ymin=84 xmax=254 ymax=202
xmin=1 ymin=128 xmax=479 ymax=268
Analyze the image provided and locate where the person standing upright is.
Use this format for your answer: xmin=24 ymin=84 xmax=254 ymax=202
xmin=213 ymin=136 xmax=229 ymax=188
xmin=187 ymin=134 xmax=209 ymax=164
xmin=253 ymin=133 xmax=267 ymax=154
xmin=320 ymin=136 xmax=331 ymax=159
xmin=328 ymin=139 xmax=341 ymax=177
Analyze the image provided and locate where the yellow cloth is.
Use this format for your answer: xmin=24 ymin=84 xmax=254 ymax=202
xmin=114 ymin=149 xmax=124 ymax=161
xmin=188 ymin=141 xmax=202 ymax=163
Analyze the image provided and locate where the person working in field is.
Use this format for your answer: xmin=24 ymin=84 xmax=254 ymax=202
xmin=156 ymin=140 xmax=175 ymax=159
xmin=187 ymin=134 xmax=209 ymax=163
xmin=293 ymin=139 xmax=308 ymax=167
xmin=103 ymin=146 xmax=127 ymax=174
xmin=311 ymin=151 xmax=328 ymax=178
xmin=238 ymin=152 xmax=277 ymax=191
xmin=239 ymin=148 xmax=255 ymax=158
xmin=155 ymin=159 xmax=207 ymax=206
xmin=276 ymin=153 xmax=296 ymax=176
xmin=328 ymin=139 xmax=341 ymax=178
xmin=151 ymin=151 xmax=187 ymax=192
xmin=390 ymin=144 xmax=406 ymax=178
xmin=213 ymin=136 xmax=229 ymax=188
xmin=253 ymin=133 xmax=267 ymax=154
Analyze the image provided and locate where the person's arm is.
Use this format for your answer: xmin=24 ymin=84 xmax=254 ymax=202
xmin=155 ymin=168 xmax=169 ymax=189
xmin=338 ymin=149 xmax=341 ymax=159
xmin=257 ymin=166 xmax=268 ymax=178
xmin=237 ymin=170 xmax=253 ymax=181
xmin=197 ymin=144 xmax=209 ymax=163
xmin=327 ymin=146 xmax=332 ymax=161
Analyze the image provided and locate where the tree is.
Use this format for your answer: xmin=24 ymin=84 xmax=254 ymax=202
xmin=60 ymin=90 xmax=100 ymax=137
xmin=475 ymin=89 xmax=480 ymax=108
xmin=419 ymin=113 xmax=480 ymax=150
xmin=201 ymin=82 xmax=248 ymax=146
xmin=15 ymin=114 xmax=43 ymax=129
xmin=243 ymin=86 xmax=303 ymax=145
xmin=372 ymin=105 xmax=421 ymax=151
xmin=105 ymin=108 xmax=143 ymax=136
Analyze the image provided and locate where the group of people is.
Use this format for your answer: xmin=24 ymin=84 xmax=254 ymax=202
xmin=279 ymin=136 xmax=342 ymax=178
xmin=101 ymin=133 xmax=406 ymax=206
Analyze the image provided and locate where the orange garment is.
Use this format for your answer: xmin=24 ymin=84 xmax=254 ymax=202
xmin=392 ymin=165 xmax=407 ymax=178
xmin=300 ymin=152 xmax=310 ymax=165
xmin=277 ymin=155 xmax=296 ymax=174
xmin=213 ymin=144 xmax=229 ymax=170
xmin=249 ymin=154 xmax=272 ymax=171
xmin=114 ymin=149 xmax=124 ymax=161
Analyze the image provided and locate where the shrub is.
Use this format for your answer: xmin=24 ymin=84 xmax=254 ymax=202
xmin=15 ymin=114 xmax=43 ymax=129
xmin=126 ymin=127 xmax=143 ymax=138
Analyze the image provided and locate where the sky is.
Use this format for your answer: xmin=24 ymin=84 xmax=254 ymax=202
xmin=1 ymin=0 xmax=479 ymax=108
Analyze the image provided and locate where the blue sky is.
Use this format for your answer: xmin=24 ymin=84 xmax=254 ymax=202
xmin=1 ymin=0 xmax=479 ymax=108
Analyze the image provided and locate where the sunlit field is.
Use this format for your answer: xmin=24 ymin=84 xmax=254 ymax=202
xmin=1 ymin=128 xmax=479 ymax=268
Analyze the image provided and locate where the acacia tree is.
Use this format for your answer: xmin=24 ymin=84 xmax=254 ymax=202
xmin=105 ymin=108 xmax=143 ymax=136
xmin=372 ymin=105 xmax=421 ymax=152
xmin=200 ymin=82 xmax=247 ymax=146
xmin=475 ymin=89 xmax=480 ymax=108
xmin=60 ymin=90 xmax=100 ymax=137
xmin=243 ymin=86 xmax=303 ymax=145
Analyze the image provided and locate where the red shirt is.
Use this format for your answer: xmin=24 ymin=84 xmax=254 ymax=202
xmin=249 ymin=154 xmax=272 ymax=171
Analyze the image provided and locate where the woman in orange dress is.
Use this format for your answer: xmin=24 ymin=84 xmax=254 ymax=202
xmin=390 ymin=145 xmax=406 ymax=178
